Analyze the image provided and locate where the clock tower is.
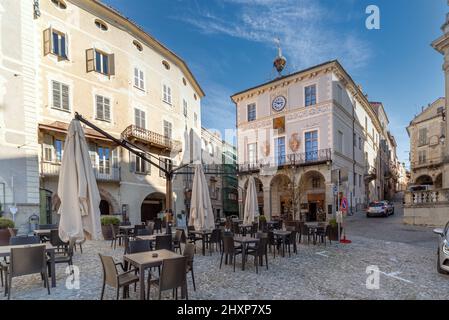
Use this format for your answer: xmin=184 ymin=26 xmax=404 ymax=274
xmin=432 ymin=2 xmax=449 ymax=188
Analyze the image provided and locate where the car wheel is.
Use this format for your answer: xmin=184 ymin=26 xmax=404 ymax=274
xmin=366 ymin=214 xmax=371 ymax=218
xmin=437 ymin=251 xmax=449 ymax=275
xmin=384 ymin=212 xmax=388 ymax=217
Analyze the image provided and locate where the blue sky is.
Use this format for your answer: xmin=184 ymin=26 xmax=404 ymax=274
xmin=104 ymin=0 xmax=446 ymax=167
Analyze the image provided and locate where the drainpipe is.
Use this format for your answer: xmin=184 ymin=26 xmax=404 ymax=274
xmin=0 ymin=182 xmax=5 ymax=215
xmin=352 ymin=101 xmax=356 ymax=214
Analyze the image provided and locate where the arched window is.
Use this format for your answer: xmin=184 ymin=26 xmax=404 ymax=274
xmin=133 ymin=40 xmax=143 ymax=52
xmin=51 ymin=0 xmax=67 ymax=9
xmin=95 ymin=19 xmax=108 ymax=31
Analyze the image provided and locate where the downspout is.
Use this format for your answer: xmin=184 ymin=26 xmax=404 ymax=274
xmin=352 ymin=102 xmax=356 ymax=214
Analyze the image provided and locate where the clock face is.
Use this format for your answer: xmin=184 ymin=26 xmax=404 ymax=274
xmin=272 ymin=96 xmax=286 ymax=112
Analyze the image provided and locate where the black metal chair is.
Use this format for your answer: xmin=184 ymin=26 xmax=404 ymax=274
xmin=147 ymin=256 xmax=188 ymax=300
xmin=172 ymin=229 xmax=183 ymax=254
xmin=155 ymin=234 xmax=172 ymax=251
xmin=246 ymin=237 xmax=269 ymax=273
xmin=316 ymin=225 xmax=331 ymax=245
xmin=133 ymin=225 xmax=146 ymax=238
xmin=6 ymin=245 xmax=50 ymax=299
xmin=206 ymin=228 xmax=221 ymax=255
xmin=187 ymin=226 xmax=201 ymax=251
xmin=183 ymin=243 xmax=196 ymax=291
xmin=154 ymin=219 xmax=162 ymax=234
xmin=111 ymin=225 xmax=126 ymax=249
xmin=285 ymin=230 xmax=298 ymax=255
xmin=301 ymin=224 xmax=314 ymax=244
xmin=9 ymin=236 xmax=40 ymax=245
xmin=126 ymin=239 xmax=151 ymax=254
xmin=50 ymin=230 xmax=67 ymax=252
xmin=49 ymin=237 xmax=75 ymax=277
xmin=137 ymin=229 xmax=151 ymax=236
xmin=99 ymin=254 xmax=139 ymax=300
xmin=220 ymin=235 xmax=243 ymax=272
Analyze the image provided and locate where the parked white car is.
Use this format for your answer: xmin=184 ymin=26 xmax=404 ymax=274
xmin=433 ymin=222 xmax=449 ymax=274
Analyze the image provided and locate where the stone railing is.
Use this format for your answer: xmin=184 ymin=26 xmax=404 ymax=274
xmin=404 ymin=188 xmax=449 ymax=206
xmin=121 ymin=125 xmax=182 ymax=152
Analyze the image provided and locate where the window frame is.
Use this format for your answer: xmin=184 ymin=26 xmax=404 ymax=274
xmin=247 ymin=103 xmax=256 ymax=122
xmin=51 ymin=80 xmax=70 ymax=112
xmin=95 ymin=95 xmax=111 ymax=122
xmin=134 ymin=67 xmax=145 ymax=91
xmin=162 ymin=84 xmax=172 ymax=105
xmin=305 ymin=84 xmax=317 ymax=107
xmin=134 ymin=108 xmax=146 ymax=129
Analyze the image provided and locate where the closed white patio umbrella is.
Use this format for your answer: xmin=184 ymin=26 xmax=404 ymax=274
xmin=57 ymin=119 xmax=102 ymax=242
xmin=243 ymin=176 xmax=259 ymax=225
xmin=188 ymin=164 xmax=215 ymax=231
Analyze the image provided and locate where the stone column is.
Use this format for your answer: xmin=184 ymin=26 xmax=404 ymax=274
xmin=263 ymin=186 xmax=271 ymax=220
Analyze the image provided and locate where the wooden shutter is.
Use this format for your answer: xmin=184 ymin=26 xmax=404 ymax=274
xmin=96 ymin=96 xmax=103 ymax=120
xmin=108 ymin=53 xmax=115 ymax=76
xmin=43 ymin=28 xmax=52 ymax=56
xmin=112 ymin=149 xmax=118 ymax=168
xmin=52 ymin=81 xmax=61 ymax=109
xmin=86 ymin=49 xmax=95 ymax=73
xmin=134 ymin=68 xmax=139 ymax=87
xmin=58 ymin=33 xmax=67 ymax=61
xmin=140 ymin=70 xmax=144 ymax=89
xmin=61 ymin=84 xmax=69 ymax=111
xmin=104 ymin=98 xmax=111 ymax=121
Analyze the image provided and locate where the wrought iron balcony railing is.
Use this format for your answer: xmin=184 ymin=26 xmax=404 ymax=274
xmin=238 ymin=148 xmax=331 ymax=174
xmin=121 ymin=125 xmax=182 ymax=152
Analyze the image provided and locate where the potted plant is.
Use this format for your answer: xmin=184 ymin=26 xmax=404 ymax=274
xmin=0 ymin=218 xmax=15 ymax=246
xmin=100 ymin=216 xmax=120 ymax=240
xmin=327 ymin=218 xmax=342 ymax=241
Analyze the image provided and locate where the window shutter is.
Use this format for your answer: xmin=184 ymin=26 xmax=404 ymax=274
xmin=43 ymin=28 xmax=52 ymax=56
xmin=145 ymin=156 xmax=151 ymax=175
xmin=104 ymin=98 xmax=111 ymax=121
xmin=86 ymin=49 xmax=95 ymax=73
xmin=58 ymin=33 xmax=67 ymax=61
xmin=52 ymin=81 xmax=61 ymax=109
xmin=112 ymin=149 xmax=118 ymax=168
xmin=129 ymin=152 xmax=136 ymax=172
xmin=61 ymin=84 xmax=69 ymax=111
xmin=96 ymin=96 xmax=103 ymax=120
xmin=108 ymin=53 xmax=115 ymax=76
xmin=140 ymin=70 xmax=144 ymax=89
xmin=134 ymin=68 xmax=139 ymax=87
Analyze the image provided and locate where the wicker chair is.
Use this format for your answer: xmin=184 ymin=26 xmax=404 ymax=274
xmin=220 ymin=235 xmax=243 ymax=272
xmin=147 ymin=256 xmax=187 ymax=300
xmin=183 ymin=243 xmax=196 ymax=291
xmin=99 ymin=254 xmax=139 ymax=300
xmin=246 ymin=237 xmax=269 ymax=273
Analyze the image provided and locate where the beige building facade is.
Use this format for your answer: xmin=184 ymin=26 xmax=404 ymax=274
xmin=232 ymin=60 xmax=397 ymax=222
xmin=404 ymin=6 xmax=449 ymax=226
xmin=0 ymin=0 xmax=204 ymax=230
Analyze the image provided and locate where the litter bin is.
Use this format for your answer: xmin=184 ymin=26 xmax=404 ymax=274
xmin=29 ymin=214 xmax=40 ymax=233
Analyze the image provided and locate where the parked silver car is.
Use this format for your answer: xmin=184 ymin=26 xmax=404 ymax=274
xmin=433 ymin=221 xmax=449 ymax=274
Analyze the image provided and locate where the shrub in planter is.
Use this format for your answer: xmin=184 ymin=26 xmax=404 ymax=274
xmin=100 ymin=216 xmax=120 ymax=240
xmin=258 ymin=215 xmax=267 ymax=231
xmin=0 ymin=218 xmax=15 ymax=246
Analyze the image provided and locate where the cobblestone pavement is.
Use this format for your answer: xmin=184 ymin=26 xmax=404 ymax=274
xmin=2 ymin=205 xmax=448 ymax=300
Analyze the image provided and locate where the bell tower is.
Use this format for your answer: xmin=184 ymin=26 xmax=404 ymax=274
xmin=432 ymin=2 xmax=449 ymax=188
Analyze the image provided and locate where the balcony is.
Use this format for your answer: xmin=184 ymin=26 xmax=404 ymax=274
xmin=411 ymin=155 xmax=444 ymax=170
xmin=121 ymin=125 xmax=182 ymax=152
xmin=364 ymin=166 xmax=377 ymax=181
xmin=238 ymin=148 xmax=332 ymax=175
xmin=40 ymin=162 xmax=120 ymax=182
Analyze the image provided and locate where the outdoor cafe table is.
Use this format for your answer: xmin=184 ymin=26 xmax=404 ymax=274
xmin=189 ymin=230 xmax=212 ymax=256
xmin=233 ymin=236 xmax=259 ymax=271
xmin=267 ymin=221 xmax=280 ymax=230
xmin=272 ymin=230 xmax=292 ymax=257
xmin=123 ymin=249 xmax=183 ymax=300
xmin=0 ymin=243 xmax=57 ymax=287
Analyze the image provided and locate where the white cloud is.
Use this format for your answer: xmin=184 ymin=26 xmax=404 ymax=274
xmin=179 ymin=0 xmax=370 ymax=71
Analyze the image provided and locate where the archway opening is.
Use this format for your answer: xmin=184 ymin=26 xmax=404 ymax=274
xmin=415 ymin=175 xmax=433 ymax=186
xmin=270 ymin=174 xmax=292 ymax=220
xmin=99 ymin=200 xmax=110 ymax=215
xmin=141 ymin=192 xmax=165 ymax=223
xmin=299 ymin=171 xmax=326 ymax=222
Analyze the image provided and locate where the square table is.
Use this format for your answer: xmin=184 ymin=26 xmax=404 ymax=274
xmin=33 ymin=229 xmax=58 ymax=242
xmin=233 ymin=236 xmax=259 ymax=270
xmin=272 ymin=230 xmax=292 ymax=257
xmin=305 ymin=223 xmax=328 ymax=245
xmin=119 ymin=225 xmax=135 ymax=236
xmin=189 ymin=230 xmax=213 ymax=256
xmin=124 ymin=249 xmax=183 ymax=300
xmin=0 ymin=243 xmax=57 ymax=287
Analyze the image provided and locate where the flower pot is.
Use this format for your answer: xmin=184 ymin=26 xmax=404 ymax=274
xmin=101 ymin=225 xmax=114 ymax=240
xmin=0 ymin=229 xmax=11 ymax=246
xmin=328 ymin=225 xmax=342 ymax=241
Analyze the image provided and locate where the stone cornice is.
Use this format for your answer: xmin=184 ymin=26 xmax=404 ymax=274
xmin=432 ymin=34 xmax=449 ymax=54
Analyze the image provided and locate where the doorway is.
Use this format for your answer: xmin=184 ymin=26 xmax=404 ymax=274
xmin=99 ymin=200 xmax=110 ymax=215
xmin=141 ymin=192 xmax=166 ymax=223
